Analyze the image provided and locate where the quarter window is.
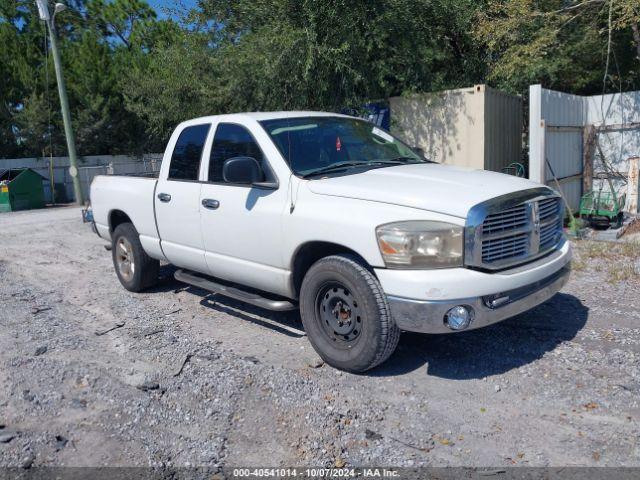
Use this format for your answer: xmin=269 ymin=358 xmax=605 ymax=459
xmin=209 ymin=123 xmax=265 ymax=183
xmin=168 ymin=124 xmax=210 ymax=181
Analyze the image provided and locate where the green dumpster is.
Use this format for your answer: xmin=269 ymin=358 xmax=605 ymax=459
xmin=0 ymin=168 xmax=46 ymax=213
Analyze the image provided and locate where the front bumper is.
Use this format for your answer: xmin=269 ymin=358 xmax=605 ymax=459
xmin=379 ymin=240 xmax=572 ymax=334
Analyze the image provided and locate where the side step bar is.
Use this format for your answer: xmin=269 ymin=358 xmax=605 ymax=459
xmin=174 ymin=269 xmax=297 ymax=312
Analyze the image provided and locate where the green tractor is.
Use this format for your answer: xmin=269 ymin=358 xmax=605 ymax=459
xmin=579 ymin=173 xmax=626 ymax=229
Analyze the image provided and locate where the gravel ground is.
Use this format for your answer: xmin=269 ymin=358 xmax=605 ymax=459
xmin=0 ymin=206 xmax=639 ymax=469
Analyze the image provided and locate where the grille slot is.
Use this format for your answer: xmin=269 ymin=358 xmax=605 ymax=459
xmin=539 ymin=197 xmax=562 ymax=251
xmin=540 ymin=220 xmax=561 ymax=250
xmin=473 ymin=196 xmax=563 ymax=269
xmin=482 ymin=232 xmax=529 ymax=263
xmin=482 ymin=205 xmax=529 ymax=235
xmin=539 ymin=197 xmax=560 ymax=222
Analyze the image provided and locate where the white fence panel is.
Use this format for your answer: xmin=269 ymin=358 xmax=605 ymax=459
xmin=530 ymin=85 xmax=640 ymax=214
xmin=529 ymin=85 xmax=585 ymax=211
xmin=585 ymin=91 xmax=640 ymax=178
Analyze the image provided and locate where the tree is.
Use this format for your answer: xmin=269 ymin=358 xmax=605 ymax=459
xmin=5 ymin=0 xmax=639 ymax=160
xmin=87 ymin=0 xmax=156 ymax=48
xmin=122 ymin=31 xmax=219 ymax=146
xmin=202 ymin=0 xmax=487 ymax=105
xmin=0 ymin=0 xmax=176 ymax=158
xmin=122 ymin=0 xmax=488 ymax=138
xmin=0 ymin=1 xmax=51 ymax=157
xmin=475 ymin=0 xmax=640 ymax=94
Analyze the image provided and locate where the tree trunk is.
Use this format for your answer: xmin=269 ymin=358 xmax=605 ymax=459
xmin=632 ymin=23 xmax=640 ymax=62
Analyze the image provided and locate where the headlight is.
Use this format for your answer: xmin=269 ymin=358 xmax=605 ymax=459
xmin=376 ymin=221 xmax=463 ymax=269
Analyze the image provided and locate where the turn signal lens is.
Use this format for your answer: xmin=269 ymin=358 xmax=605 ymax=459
xmin=378 ymin=239 xmax=399 ymax=255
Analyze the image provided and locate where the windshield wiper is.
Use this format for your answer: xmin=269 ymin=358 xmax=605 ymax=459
xmin=379 ymin=156 xmax=434 ymax=164
xmin=301 ymin=161 xmax=372 ymax=178
xmin=301 ymin=157 xmax=426 ymax=178
xmin=391 ymin=155 xmax=437 ymax=164
xmin=391 ymin=156 xmax=418 ymax=162
xmin=370 ymin=158 xmax=414 ymax=165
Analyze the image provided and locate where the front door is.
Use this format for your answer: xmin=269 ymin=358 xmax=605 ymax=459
xmin=199 ymin=122 xmax=290 ymax=296
xmin=155 ymin=123 xmax=210 ymax=272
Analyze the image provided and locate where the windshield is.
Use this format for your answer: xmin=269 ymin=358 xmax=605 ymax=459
xmin=259 ymin=116 xmax=429 ymax=177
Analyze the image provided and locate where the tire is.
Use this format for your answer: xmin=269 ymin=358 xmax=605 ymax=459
xmin=299 ymin=254 xmax=400 ymax=373
xmin=614 ymin=213 xmax=624 ymax=229
xmin=111 ymin=223 xmax=159 ymax=292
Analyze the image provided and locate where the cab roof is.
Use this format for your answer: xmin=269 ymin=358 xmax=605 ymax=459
xmin=180 ymin=111 xmax=355 ymax=126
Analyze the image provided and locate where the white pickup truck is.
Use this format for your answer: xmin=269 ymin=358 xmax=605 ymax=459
xmin=90 ymin=111 xmax=571 ymax=372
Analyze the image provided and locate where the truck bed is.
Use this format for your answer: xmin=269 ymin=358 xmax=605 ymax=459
xmin=90 ymin=174 xmax=159 ymax=247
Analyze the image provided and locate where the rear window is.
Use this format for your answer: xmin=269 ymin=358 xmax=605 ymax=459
xmin=168 ymin=124 xmax=210 ymax=181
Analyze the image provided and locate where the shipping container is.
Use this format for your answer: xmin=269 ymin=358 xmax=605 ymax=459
xmin=389 ymin=85 xmax=523 ymax=173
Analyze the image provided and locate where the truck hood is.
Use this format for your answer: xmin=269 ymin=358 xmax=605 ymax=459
xmin=306 ymin=163 xmax=547 ymax=219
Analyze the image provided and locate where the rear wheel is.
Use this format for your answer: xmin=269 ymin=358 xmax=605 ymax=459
xmin=300 ymin=254 xmax=400 ymax=373
xmin=112 ymin=223 xmax=159 ymax=292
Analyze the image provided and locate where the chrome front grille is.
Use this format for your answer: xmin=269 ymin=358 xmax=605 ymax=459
xmin=465 ymin=189 xmax=564 ymax=270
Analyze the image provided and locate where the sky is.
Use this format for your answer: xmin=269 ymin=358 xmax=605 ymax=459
xmin=146 ymin=0 xmax=198 ymax=20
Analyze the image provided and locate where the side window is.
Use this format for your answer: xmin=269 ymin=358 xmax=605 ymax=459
xmin=209 ymin=123 xmax=265 ymax=183
xmin=168 ymin=124 xmax=210 ymax=181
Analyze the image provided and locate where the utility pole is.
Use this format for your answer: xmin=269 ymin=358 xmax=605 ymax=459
xmin=36 ymin=0 xmax=84 ymax=205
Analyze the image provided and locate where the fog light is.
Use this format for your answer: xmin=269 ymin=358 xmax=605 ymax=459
xmin=444 ymin=305 xmax=474 ymax=331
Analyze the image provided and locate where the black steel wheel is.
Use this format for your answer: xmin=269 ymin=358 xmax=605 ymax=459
xmin=317 ymin=283 xmax=363 ymax=345
xmin=300 ymin=254 xmax=400 ymax=373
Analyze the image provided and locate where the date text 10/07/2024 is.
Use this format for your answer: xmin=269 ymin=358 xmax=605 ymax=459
xmin=231 ymin=468 xmax=400 ymax=478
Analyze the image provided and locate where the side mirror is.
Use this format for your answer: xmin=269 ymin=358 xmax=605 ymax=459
xmin=222 ymin=157 xmax=263 ymax=184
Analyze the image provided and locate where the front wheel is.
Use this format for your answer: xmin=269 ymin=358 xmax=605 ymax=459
xmin=299 ymin=254 xmax=400 ymax=373
xmin=112 ymin=223 xmax=159 ymax=292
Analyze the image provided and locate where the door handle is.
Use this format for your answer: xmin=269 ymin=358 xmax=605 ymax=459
xmin=157 ymin=192 xmax=171 ymax=203
xmin=202 ymin=198 xmax=220 ymax=210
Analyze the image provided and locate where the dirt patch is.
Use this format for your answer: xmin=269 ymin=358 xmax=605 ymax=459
xmin=572 ymin=240 xmax=640 ymax=284
xmin=0 ymin=207 xmax=638 ymax=468
xmin=621 ymin=217 xmax=640 ymax=238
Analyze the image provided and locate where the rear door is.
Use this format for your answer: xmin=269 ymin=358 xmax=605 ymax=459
xmin=155 ymin=123 xmax=211 ymax=272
